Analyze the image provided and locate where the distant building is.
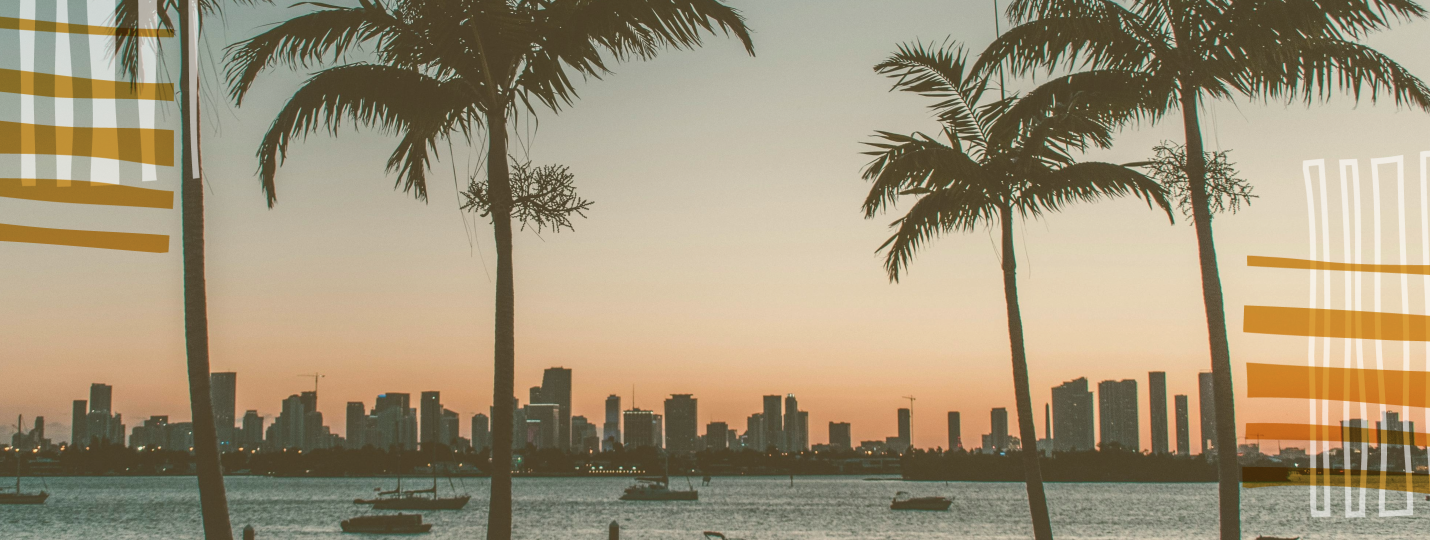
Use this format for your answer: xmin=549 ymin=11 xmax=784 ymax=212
xmin=571 ymin=416 xmax=598 ymax=453
xmin=762 ymin=395 xmax=783 ymax=452
xmin=131 ymin=415 xmax=169 ymax=449
xmin=71 ymin=399 xmax=87 ymax=448
xmin=946 ymin=412 xmax=960 ymax=450
xmin=664 ymin=394 xmax=699 ymax=454
xmin=1199 ymin=372 xmax=1215 ymax=454
xmin=420 ymin=391 xmax=442 ymax=448
xmin=1342 ymin=418 xmax=1370 ymax=466
xmin=1174 ymin=395 xmax=1190 ymax=455
xmin=987 ymin=407 xmax=1009 ymax=453
xmin=793 ymin=411 xmax=809 ymax=452
xmin=1377 ymin=411 xmax=1416 ymax=472
xmin=1149 ymin=372 xmax=1168 ymax=454
xmin=471 ymin=413 xmax=490 ymax=452
xmin=705 ymin=421 xmax=729 ymax=451
xmin=524 ymin=403 xmax=560 ymax=449
xmin=1051 ymin=378 xmax=1094 ymax=452
xmin=346 ymin=402 xmax=367 ymax=449
xmin=1098 ymin=379 xmax=1139 ymax=452
xmin=603 ymin=395 xmax=621 ymax=451
xmin=624 ymin=409 xmax=657 ymax=449
xmin=896 ymin=408 xmax=911 ymax=451
xmin=10 ymin=416 xmax=49 ymax=451
xmin=211 ymin=372 xmax=237 ymax=452
xmin=440 ymin=409 xmax=460 ymax=447
xmin=241 ymin=410 xmax=264 ymax=450
xmin=541 ymin=368 xmax=573 ymax=451
xmin=784 ymin=395 xmax=807 ymax=451
xmin=374 ymin=393 xmax=417 ymax=450
xmin=829 ymin=422 xmax=852 ymax=450
xmin=86 ymin=383 xmax=124 ymax=446
xmin=746 ymin=413 xmax=765 ymax=451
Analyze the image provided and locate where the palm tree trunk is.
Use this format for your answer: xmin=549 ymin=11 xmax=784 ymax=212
xmin=1178 ymin=88 xmax=1240 ymax=540
xmin=180 ymin=1 xmax=233 ymax=538
xmin=1000 ymin=205 xmax=1053 ymax=540
xmin=484 ymin=107 xmax=516 ymax=540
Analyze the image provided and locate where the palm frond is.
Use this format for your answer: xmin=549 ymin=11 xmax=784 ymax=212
xmin=1241 ymin=35 xmax=1430 ymax=110
xmin=860 ymin=130 xmax=988 ymax=218
xmin=879 ymin=185 xmax=1000 ymax=282
xmin=1018 ymin=161 xmax=1174 ymax=223
xmin=876 ymin=42 xmax=996 ymax=158
xmin=224 ymin=4 xmax=396 ymax=106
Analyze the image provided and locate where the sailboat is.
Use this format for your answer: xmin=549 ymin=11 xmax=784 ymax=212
xmin=358 ymin=451 xmax=469 ymax=510
xmin=1 ymin=416 xmax=49 ymax=505
xmin=619 ymin=456 xmax=697 ymax=501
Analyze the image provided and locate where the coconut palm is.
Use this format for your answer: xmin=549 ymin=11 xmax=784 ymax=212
xmin=221 ymin=1 xmax=752 ymax=538
xmin=976 ymin=2 xmax=1430 ymax=536
xmin=113 ymin=1 xmax=271 ymax=538
xmin=862 ymin=42 xmax=1173 ymax=540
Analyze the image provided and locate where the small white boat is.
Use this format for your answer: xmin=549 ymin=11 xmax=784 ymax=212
xmin=620 ymin=476 xmax=698 ymax=501
xmin=890 ymin=491 xmax=952 ymax=510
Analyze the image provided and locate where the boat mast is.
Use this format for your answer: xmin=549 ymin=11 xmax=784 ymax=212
xmin=16 ymin=415 xmax=22 ymax=493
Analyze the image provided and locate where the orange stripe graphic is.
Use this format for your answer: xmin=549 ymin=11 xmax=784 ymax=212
xmin=0 ymin=69 xmax=174 ymax=101
xmin=0 ymin=223 xmax=168 ymax=253
xmin=0 ymin=16 xmax=173 ymax=37
xmin=1244 ymin=468 xmax=1430 ymax=493
xmin=1244 ymin=305 xmax=1430 ymax=341
xmin=1245 ymin=363 xmax=1430 ymax=407
xmin=1244 ymin=422 xmax=1430 ymax=446
xmin=0 ymin=121 xmax=172 ymax=166
xmin=0 ymin=178 xmax=173 ymax=209
xmin=1248 ymin=255 xmax=1430 ymax=275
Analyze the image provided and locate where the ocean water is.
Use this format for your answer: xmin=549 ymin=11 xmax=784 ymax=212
xmin=0 ymin=475 xmax=1425 ymax=539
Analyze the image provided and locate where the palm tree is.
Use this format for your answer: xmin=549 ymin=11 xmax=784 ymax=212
xmin=976 ymin=2 xmax=1430 ymax=536
xmin=114 ymin=1 xmax=271 ymax=538
xmin=862 ymin=42 xmax=1173 ymax=540
xmin=221 ymin=2 xmax=752 ymax=538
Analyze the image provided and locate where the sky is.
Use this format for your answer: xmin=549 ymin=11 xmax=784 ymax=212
xmin=3 ymin=1 xmax=1430 ymax=452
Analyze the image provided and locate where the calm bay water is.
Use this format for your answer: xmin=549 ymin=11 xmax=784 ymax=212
xmin=0 ymin=475 xmax=1425 ymax=539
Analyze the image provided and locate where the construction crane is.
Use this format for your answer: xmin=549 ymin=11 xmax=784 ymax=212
xmin=299 ymin=373 xmax=325 ymax=394
xmin=902 ymin=395 xmax=916 ymax=415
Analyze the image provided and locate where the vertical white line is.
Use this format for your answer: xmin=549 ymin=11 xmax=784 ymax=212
xmin=1306 ymin=160 xmax=1331 ymax=517
xmin=1375 ymin=155 xmax=1412 ymax=516
xmin=19 ymin=0 xmax=35 ymax=183
xmin=1343 ymin=158 xmax=1367 ymax=517
xmin=53 ymin=0 xmax=72 ymax=182
xmin=138 ymin=0 xmax=158 ymax=182
xmin=186 ymin=0 xmax=200 ymax=175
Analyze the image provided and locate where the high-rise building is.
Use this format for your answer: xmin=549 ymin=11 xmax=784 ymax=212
xmin=896 ymin=408 xmax=912 ymax=451
xmin=1051 ymin=377 xmax=1095 ymax=452
xmin=524 ymin=403 xmax=560 ymax=448
xmin=85 ymin=384 xmax=123 ymax=446
xmin=947 ymin=412 xmax=961 ymax=450
xmin=571 ymin=416 xmax=594 ymax=452
xmin=242 ymin=410 xmax=264 ymax=450
xmin=471 ymin=413 xmax=490 ymax=452
xmin=706 ymin=421 xmax=729 ymax=451
xmin=654 ymin=414 xmax=664 ymax=449
xmin=375 ymin=393 xmax=416 ymax=450
xmin=1174 ymin=395 xmax=1190 ymax=455
xmin=794 ymin=411 xmax=809 ymax=452
xmin=1098 ymin=379 xmax=1139 ymax=451
xmin=275 ymin=394 xmax=307 ymax=449
xmin=71 ymin=399 xmax=87 ymax=447
xmin=746 ymin=413 xmax=765 ymax=451
xmin=90 ymin=383 xmax=113 ymax=414
xmin=623 ymin=409 xmax=657 ymax=449
xmin=210 ymin=372 xmax=237 ymax=452
xmin=829 ymin=422 xmax=851 ymax=450
xmin=784 ymin=394 xmax=803 ymax=451
xmin=1149 ymin=371 xmax=1168 ymax=454
xmin=440 ymin=409 xmax=460 ymax=447
xmin=664 ymin=394 xmax=699 ymax=454
xmin=762 ymin=395 xmax=783 ymax=452
xmin=603 ymin=395 xmax=621 ymax=451
xmin=420 ymin=391 xmax=442 ymax=448
xmin=346 ymin=402 xmax=367 ymax=449
xmin=541 ymin=368 xmax=573 ymax=451
xmin=988 ymin=407 xmax=1009 ymax=453
xmin=1198 ymin=372 xmax=1215 ymax=454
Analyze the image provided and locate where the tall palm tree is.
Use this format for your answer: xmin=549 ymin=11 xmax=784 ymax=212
xmin=221 ymin=2 xmax=752 ymax=538
xmin=862 ymin=42 xmax=1173 ymax=540
xmin=977 ymin=2 xmax=1430 ymax=536
xmin=114 ymin=1 xmax=271 ymax=538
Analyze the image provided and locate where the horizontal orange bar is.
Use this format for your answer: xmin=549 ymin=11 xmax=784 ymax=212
xmin=1249 ymin=255 xmax=1430 ymax=275
xmin=0 ymin=69 xmax=174 ymax=101
xmin=0 ymin=16 xmax=173 ymax=37
xmin=1244 ymin=305 xmax=1430 ymax=341
xmin=1245 ymin=422 xmax=1429 ymax=446
xmin=0 ymin=121 xmax=172 ymax=166
xmin=1245 ymin=469 xmax=1429 ymax=494
xmin=0 ymin=223 xmax=167 ymax=253
xmin=1246 ymin=363 xmax=1430 ymax=408
xmin=0 ymin=178 xmax=173 ymax=209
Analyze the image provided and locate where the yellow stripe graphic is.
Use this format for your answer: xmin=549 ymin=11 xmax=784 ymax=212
xmin=0 ymin=69 xmax=174 ymax=101
xmin=1244 ymin=305 xmax=1430 ymax=341
xmin=0 ymin=178 xmax=173 ymax=209
xmin=1248 ymin=255 xmax=1430 ymax=276
xmin=0 ymin=16 xmax=173 ymax=37
xmin=0 ymin=223 xmax=168 ymax=253
xmin=0 ymin=121 xmax=173 ymax=166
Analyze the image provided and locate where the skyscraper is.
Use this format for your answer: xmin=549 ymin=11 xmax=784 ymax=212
xmin=346 ymin=401 xmax=367 ymax=449
xmin=988 ymin=407 xmax=1009 ymax=453
xmin=242 ymin=410 xmax=264 ymax=450
xmin=784 ymin=394 xmax=801 ymax=451
xmin=420 ymin=391 xmax=442 ymax=448
xmin=1174 ymin=395 xmax=1190 ymax=455
xmin=71 ymin=399 xmax=87 ymax=447
xmin=664 ymin=394 xmax=699 ymax=454
xmin=1098 ymin=379 xmax=1139 ymax=451
xmin=947 ymin=412 xmax=961 ymax=450
xmin=762 ymin=395 xmax=783 ymax=452
xmin=440 ymin=409 xmax=460 ymax=447
xmin=706 ymin=421 xmax=729 ymax=451
xmin=571 ymin=416 xmax=595 ymax=452
xmin=623 ymin=409 xmax=656 ymax=449
xmin=86 ymin=383 xmax=122 ymax=446
xmin=210 ymin=372 xmax=237 ymax=452
xmin=90 ymin=383 xmax=112 ymax=414
xmin=1149 ymin=371 xmax=1168 ymax=454
xmin=375 ymin=393 xmax=416 ymax=450
xmin=794 ymin=411 xmax=809 ymax=452
xmin=541 ymin=368 xmax=573 ymax=451
xmin=829 ymin=422 xmax=851 ymax=450
xmin=1198 ymin=372 xmax=1215 ymax=454
xmin=603 ymin=395 xmax=621 ymax=451
xmin=471 ymin=413 xmax=490 ymax=452
xmin=525 ymin=403 xmax=560 ymax=448
xmin=1051 ymin=378 xmax=1095 ymax=452
xmin=746 ymin=413 xmax=764 ymax=451
xmin=896 ymin=408 xmax=911 ymax=451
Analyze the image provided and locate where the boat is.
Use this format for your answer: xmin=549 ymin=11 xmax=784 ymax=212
xmin=0 ymin=416 xmax=49 ymax=505
xmin=890 ymin=491 xmax=952 ymax=510
xmin=340 ymin=513 xmax=432 ymax=534
xmin=620 ymin=476 xmax=698 ymax=501
xmin=359 ymin=452 xmax=470 ymax=510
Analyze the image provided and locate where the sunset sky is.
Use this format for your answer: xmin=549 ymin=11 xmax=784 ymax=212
xmin=3 ymin=1 xmax=1430 ymax=452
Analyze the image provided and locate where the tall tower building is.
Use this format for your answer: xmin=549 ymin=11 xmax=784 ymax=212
xmin=664 ymin=394 xmax=699 ymax=454
xmin=1149 ymin=371 xmax=1168 ymax=454
xmin=1198 ymin=372 xmax=1215 ymax=454
xmin=1174 ymin=395 xmax=1190 ymax=455
xmin=746 ymin=413 xmax=765 ymax=451
xmin=623 ymin=409 xmax=656 ymax=449
xmin=829 ymin=422 xmax=852 ymax=450
xmin=896 ymin=408 xmax=912 ymax=451
xmin=541 ymin=367 xmax=573 ymax=451
xmin=989 ymin=407 xmax=1009 ymax=452
xmin=471 ymin=413 xmax=490 ymax=452
xmin=603 ymin=395 xmax=621 ymax=451
xmin=784 ymin=394 xmax=801 ymax=451
xmin=420 ymin=391 xmax=442 ymax=447
xmin=90 ymin=383 xmax=113 ymax=414
xmin=1051 ymin=378 xmax=1095 ymax=451
xmin=71 ymin=399 xmax=87 ymax=447
xmin=346 ymin=402 xmax=367 ymax=449
xmin=1098 ymin=379 xmax=1139 ymax=451
xmin=705 ymin=421 xmax=729 ymax=451
xmin=241 ymin=411 xmax=264 ymax=450
xmin=762 ymin=395 xmax=783 ymax=452
xmin=210 ymin=372 xmax=237 ymax=451
xmin=947 ymin=412 xmax=961 ymax=450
